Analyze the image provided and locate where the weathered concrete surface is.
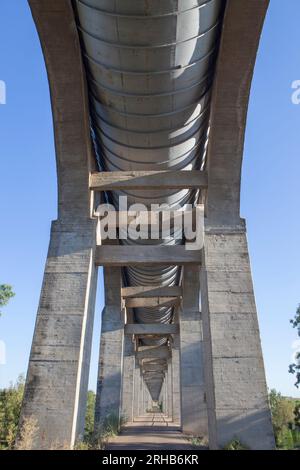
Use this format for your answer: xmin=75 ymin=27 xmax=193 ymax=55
xmin=95 ymin=268 xmax=124 ymax=427
xmin=200 ymin=230 xmax=275 ymax=450
xmin=122 ymin=286 xmax=182 ymax=299
xmin=19 ymin=220 xmax=97 ymax=449
xmin=206 ymin=0 xmax=269 ymax=227
xmin=19 ymin=0 xmax=98 ymax=449
xmin=133 ymin=363 xmax=140 ymax=421
xmin=107 ymin=421 xmax=205 ymax=451
xmin=121 ymin=335 xmax=135 ymax=423
xmin=171 ymin=335 xmax=181 ymax=424
xmin=167 ymin=362 xmax=173 ymax=420
xmin=180 ymin=266 xmax=208 ymax=436
xmin=137 ymin=373 xmax=144 ymax=419
xmin=28 ymin=0 xmax=97 ymax=222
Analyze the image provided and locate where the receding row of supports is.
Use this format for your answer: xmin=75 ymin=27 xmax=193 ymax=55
xmin=20 ymin=0 xmax=275 ymax=451
xmin=19 ymin=220 xmax=275 ymax=449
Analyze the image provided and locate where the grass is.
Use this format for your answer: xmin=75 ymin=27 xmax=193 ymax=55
xmin=75 ymin=413 xmax=126 ymax=450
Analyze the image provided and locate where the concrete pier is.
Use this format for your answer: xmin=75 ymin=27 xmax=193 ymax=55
xmin=19 ymin=220 xmax=97 ymax=449
xmin=95 ymin=268 xmax=124 ymax=428
xmin=180 ymin=266 xmax=208 ymax=436
xmin=201 ymin=229 xmax=275 ymax=449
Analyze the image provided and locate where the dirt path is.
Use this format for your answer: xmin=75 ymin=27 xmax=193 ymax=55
xmin=106 ymin=415 xmax=206 ymax=451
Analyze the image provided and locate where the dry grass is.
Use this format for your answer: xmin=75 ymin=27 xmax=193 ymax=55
xmin=15 ymin=416 xmax=38 ymax=450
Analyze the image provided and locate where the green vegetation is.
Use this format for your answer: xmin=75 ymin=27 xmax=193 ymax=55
xmin=0 ymin=379 xmax=125 ymax=450
xmin=0 ymin=378 xmax=299 ymax=450
xmin=84 ymin=391 xmax=96 ymax=442
xmin=269 ymin=389 xmax=300 ymax=450
xmin=223 ymin=439 xmax=248 ymax=450
xmin=0 ymin=284 xmax=15 ymax=316
xmin=188 ymin=435 xmax=208 ymax=448
xmin=0 ymin=375 xmax=24 ymax=449
xmin=289 ymin=304 xmax=300 ymax=388
xmin=75 ymin=412 xmax=126 ymax=450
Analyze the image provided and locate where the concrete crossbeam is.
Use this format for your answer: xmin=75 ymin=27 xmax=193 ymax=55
xmin=125 ymin=323 xmax=179 ymax=336
xmin=122 ymin=285 xmax=182 ymax=298
xmin=90 ymin=170 xmax=208 ymax=191
xmin=95 ymin=245 xmax=202 ymax=266
xmin=137 ymin=345 xmax=171 ymax=361
xmin=125 ymin=297 xmax=179 ymax=308
xmin=143 ymin=363 xmax=167 ymax=372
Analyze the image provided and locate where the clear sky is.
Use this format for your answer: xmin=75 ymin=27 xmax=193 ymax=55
xmin=0 ymin=0 xmax=299 ymax=397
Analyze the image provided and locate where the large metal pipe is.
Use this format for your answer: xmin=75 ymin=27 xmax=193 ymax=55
xmin=74 ymin=0 xmax=225 ymax=397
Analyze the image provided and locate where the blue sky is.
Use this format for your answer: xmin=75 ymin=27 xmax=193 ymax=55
xmin=0 ymin=0 xmax=299 ymax=397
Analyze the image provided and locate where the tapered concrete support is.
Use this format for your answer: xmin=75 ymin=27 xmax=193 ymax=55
xmin=121 ymin=336 xmax=135 ymax=423
xmin=165 ymin=376 xmax=168 ymax=415
xmin=138 ymin=373 xmax=144 ymax=418
xmin=172 ymin=336 xmax=181 ymax=424
xmin=133 ymin=363 xmax=140 ymax=421
xmin=159 ymin=381 xmax=165 ymax=414
xmin=200 ymin=228 xmax=275 ymax=450
xmin=146 ymin=388 xmax=152 ymax=413
xmin=95 ymin=268 xmax=124 ymax=427
xmin=180 ymin=265 xmax=208 ymax=436
xmin=167 ymin=362 xmax=173 ymax=419
xmin=19 ymin=220 xmax=98 ymax=449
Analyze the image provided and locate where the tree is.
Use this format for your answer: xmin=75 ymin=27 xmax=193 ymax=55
xmin=0 ymin=375 xmax=25 ymax=449
xmin=289 ymin=304 xmax=300 ymax=388
xmin=276 ymin=427 xmax=294 ymax=450
xmin=269 ymin=389 xmax=296 ymax=449
xmin=294 ymin=402 xmax=300 ymax=428
xmin=0 ymin=284 xmax=15 ymax=316
xmin=84 ymin=390 xmax=96 ymax=441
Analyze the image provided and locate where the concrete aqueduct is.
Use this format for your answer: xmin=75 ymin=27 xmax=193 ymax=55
xmin=19 ymin=0 xmax=275 ymax=449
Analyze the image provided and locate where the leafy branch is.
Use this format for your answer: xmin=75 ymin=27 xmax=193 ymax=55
xmin=289 ymin=304 xmax=300 ymax=388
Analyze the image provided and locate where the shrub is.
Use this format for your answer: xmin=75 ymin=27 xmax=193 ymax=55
xmin=15 ymin=416 xmax=38 ymax=450
xmin=276 ymin=426 xmax=294 ymax=450
xmin=0 ymin=375 xmax=24 ymax=449
xmin=223 ymin=439 xmax=248 ymax=450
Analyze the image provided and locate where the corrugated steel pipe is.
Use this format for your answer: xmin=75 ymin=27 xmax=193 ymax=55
xmin=74 ymin=0 xmax=225 ymax=398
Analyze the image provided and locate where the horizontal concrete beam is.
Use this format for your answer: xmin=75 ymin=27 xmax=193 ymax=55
xmin=95 ymin=246 xmax=202 ymax=266
xmin=95 ymin=207 xmax=202 ymax=228
xmin=125 ymin=297 xmax=179 ymax=308
xmin=125 ymin=323 xmax=179 ymax=336
xmin=90 ymin=170 xmax=208 ymax=191
xmin=122 ymin=285 xmax=182 ymax=299
xmin=144 ymin=372 xmax=165 ymax=378
xmin=137 ymin=346 xmax=171 ymax=361
xmin=143 ymin=364 xmax=167 ymax=372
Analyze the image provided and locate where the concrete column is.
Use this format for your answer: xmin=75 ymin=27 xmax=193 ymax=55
xmin=146 ymin=388 xmax=151 ymax=413
xmin=163 ymin=371 xmax=168 ymax=417
xmin=180 ymin=265 xmax=208 ymax=436
xmin=164 ymin=377 xmax=168 ymax=415
xmin=133 ymin=362 xmax=140 ymax=421
xmin=167 ymin=362 xmax=173 ymax=419
xmin=138 ymin=372 xmax=144 ymax=418
xmin=95 ymin=267 xmax=124 ymax=428
xmin=142 ymin=380 xmax=146 ymax=416
xmin=172 ymin=335 xmax=181 ymax=424
xmin=19 ymin=219 xmax=98 ymax=449
xmin=121 ymin=335 xmax=135 ymax=423
xmin=200 ymin=228 xmax=275 ymax=450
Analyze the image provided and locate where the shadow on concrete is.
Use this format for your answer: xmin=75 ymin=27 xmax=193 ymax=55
xmin=106 ymin=424 xmax=208 ymax=451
